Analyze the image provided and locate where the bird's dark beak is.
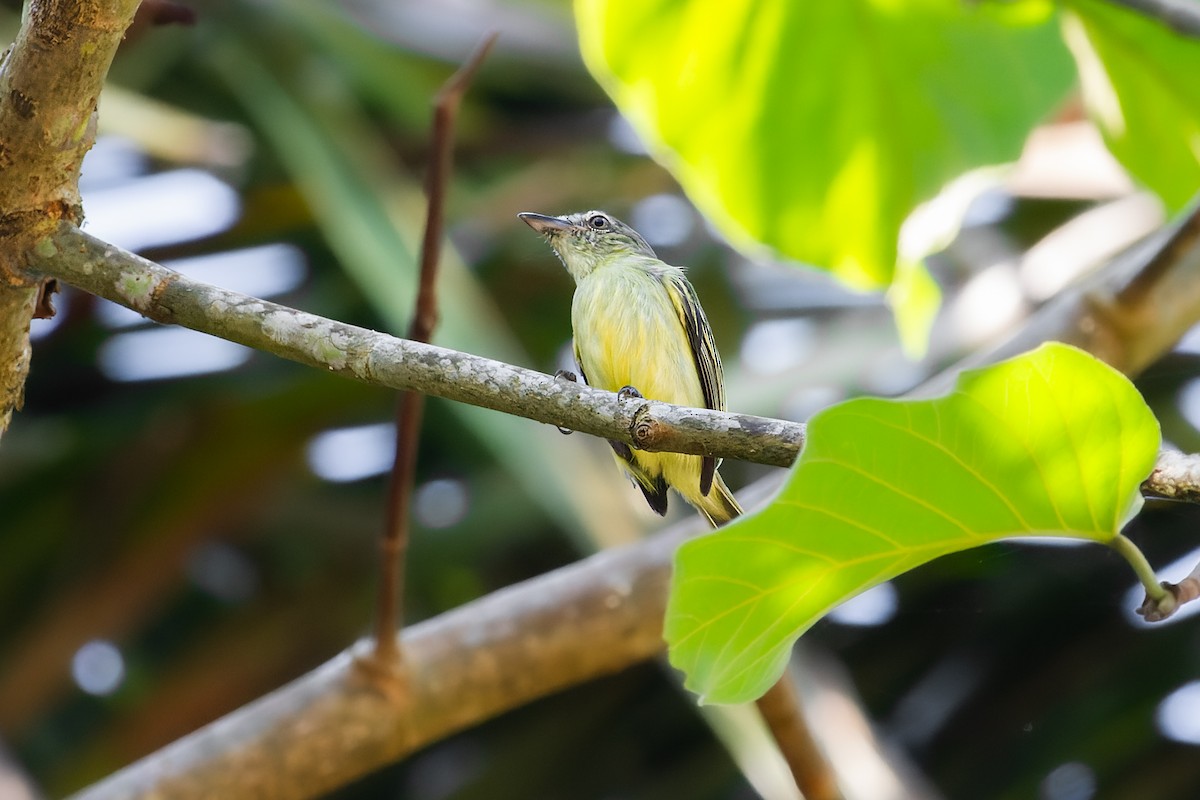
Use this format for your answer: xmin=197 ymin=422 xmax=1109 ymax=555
xmin=518 ymin=212 xmax=570 ymax=235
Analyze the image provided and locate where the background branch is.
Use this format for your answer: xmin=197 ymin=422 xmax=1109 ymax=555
xmin=920 ymin=193 xmax=1200 ymax=392
xmin=756 ymin=676 xmax=842 ymax=800
xmin=71 ymin=515 xmax=693 ymax=799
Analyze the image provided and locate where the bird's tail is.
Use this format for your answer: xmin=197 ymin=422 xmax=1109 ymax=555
xmin=698 ymin=473 xmax=743 ymax=528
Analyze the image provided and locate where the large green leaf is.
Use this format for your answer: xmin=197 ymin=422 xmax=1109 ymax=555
xmin=576 ymin=0 xmax=1074 ymax=289
xmin=666 ymin=343 xmax=1159 ymax=704
xmin=1063 ymin=0 xmax=1200 ymax=210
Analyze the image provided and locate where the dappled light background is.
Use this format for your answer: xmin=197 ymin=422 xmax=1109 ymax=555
xmin=2 ymin=0 xmax=1200 ymax=797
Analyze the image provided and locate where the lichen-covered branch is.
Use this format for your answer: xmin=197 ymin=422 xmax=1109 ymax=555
xmin=29 ymin=222 xmax=806 ymax=468
xmin=1143 ymin=449 xmax=1200 ymax=501
xmin=29 ymin=215 xmax=1200 ymax=494
xmin=0 ymin=288 xmax=36 ymax=433
xmin=70 ymin=519 xmax=690 ymax=799
xmin=0 ymin=0 xmax=141 ymax=436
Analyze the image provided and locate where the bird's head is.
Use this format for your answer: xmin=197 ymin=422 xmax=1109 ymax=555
xmin=519 ymin=210 xmax=656 ymax=280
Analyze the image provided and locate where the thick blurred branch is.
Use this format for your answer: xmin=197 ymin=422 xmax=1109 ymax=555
xmin=71 ymin=518 xmax=691 ymax=799
xmin=0 ymin=0 xmax=140 ymax=436
xmin=0 ymin=289 xmax=36 ymax=435
xmin=27 ymin=222 xmax=806 ymax=467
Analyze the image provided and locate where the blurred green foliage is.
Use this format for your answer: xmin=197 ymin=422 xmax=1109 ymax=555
xmin=578 ymin=0 xmax=1076 ymax=289
xmin=1063 ymin=0 xmax=1200 ymax=211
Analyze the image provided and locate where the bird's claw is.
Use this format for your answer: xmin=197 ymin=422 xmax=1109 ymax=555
xmin=617 ymin=385 xmax=644 ymax=401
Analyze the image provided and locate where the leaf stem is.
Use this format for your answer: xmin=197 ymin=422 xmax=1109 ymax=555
xmin=1110 ymin=533 xmax=1165 ymax=601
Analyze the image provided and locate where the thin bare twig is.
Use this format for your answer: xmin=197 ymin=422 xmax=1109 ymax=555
xmin=709 ymin=502 xmax=838 ymax=795
xmin=373 ymin=32 xmax=498 ymax=667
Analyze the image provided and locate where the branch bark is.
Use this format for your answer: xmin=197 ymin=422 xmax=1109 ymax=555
xmin=26 ymin=197 xmax=1200 ymax=483
xmin=0 ymin=0 xmax=140 ymax=436
xmin=1143 ymin=449 xmax=1200 ymax=501
xmin=27 ymin=222 xmax=807 ymax=467
xmin=70 ymin=517 xmax=692 ymax=799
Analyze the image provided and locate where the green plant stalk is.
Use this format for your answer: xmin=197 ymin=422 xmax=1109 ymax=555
xmin=1110 ymin=532 xmax=1168 ymax=601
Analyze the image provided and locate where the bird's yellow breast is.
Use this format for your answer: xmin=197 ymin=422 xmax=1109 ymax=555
xmin=571 ymin=263 xmax=706 ymax=410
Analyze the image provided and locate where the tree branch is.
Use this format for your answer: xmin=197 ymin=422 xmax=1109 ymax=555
xmin=0 ymin=0 xmax=141 ymax=436
xmin=28 ymin=222 xmax=806 ymax=468
xmin=70 ymin=516 xmax=692 ymax=799
xmin=0 ymin=288 xmax=36 ymax=435
xmin=1143 ymin=449 xmax=1200 ymax=501
xmin=31 ymin=189 xmax=1200 ymax=479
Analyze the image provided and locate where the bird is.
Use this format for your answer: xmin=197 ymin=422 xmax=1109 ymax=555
xmin=519 ymin=209 xmax=742 ymax=527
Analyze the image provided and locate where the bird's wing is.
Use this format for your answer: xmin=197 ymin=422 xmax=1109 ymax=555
xmin=665 ymin=272 xmax=725 ymax=412
xmin=665 ymin=271 xmax=724 ymax=496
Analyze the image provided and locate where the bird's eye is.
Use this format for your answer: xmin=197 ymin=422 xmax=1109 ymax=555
xmin=588 ymin=215 xmax=610 ymax=230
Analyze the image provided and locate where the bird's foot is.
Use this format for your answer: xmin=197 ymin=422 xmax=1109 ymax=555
xmin=617 ymin=385 xmax=644 ymax=401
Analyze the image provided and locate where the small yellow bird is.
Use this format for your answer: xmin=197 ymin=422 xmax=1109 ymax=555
xmin=520 ymin=209 xmax=742 ymax=527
